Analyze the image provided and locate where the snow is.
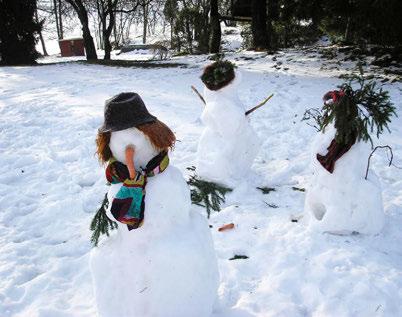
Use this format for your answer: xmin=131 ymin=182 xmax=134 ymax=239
xmin=197 ymin=71 xmax=260 ymax=187
xmin=304 ymin=124 xmax=384 ymax=234
xmin=221 ymin=26 xmax=243 ymax=52
xmin=0 ymin=50 xmax=402 ymax=317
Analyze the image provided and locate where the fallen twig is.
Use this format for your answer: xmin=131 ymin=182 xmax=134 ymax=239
xmin=229 ymin=255 xmax=249 ymax=260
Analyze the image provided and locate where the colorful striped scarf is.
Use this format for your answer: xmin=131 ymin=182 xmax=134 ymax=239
xmin=105 ymin=151 xmax=169 ymax=230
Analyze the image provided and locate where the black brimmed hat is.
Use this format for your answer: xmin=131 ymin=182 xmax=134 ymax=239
xmin=99 ymin=92 xmax=156 ymax=132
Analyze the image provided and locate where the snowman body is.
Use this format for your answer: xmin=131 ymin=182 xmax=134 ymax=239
xmin=304 ymin=124 xmax=384 ymax=234
xmin=90 ymin=128 xmax=219 ymax=317
xmin=196 ymin=72 xmax=260 ymax=186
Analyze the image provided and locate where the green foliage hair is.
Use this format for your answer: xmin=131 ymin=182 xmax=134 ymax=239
xmin=303 ymin=66 xmax=396 ymax=146
xmin=201 ymin=59 xmax=237 ymax=91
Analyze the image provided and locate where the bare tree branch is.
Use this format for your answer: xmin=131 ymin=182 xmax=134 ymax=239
xmin=365 ymin=145 xmax=393 ymax=180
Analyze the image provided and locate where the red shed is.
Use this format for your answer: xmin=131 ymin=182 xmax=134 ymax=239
xmin=59 ymin=38 xmax=85 ymax=57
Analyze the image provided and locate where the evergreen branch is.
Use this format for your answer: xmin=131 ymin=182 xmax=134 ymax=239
xmin=90 ymin=193 xmax=117 ymax=247
xmin=187 ymin=172 xmax=232 ymax=218
xmin=303 ymin=67 xmax=396 ymax=146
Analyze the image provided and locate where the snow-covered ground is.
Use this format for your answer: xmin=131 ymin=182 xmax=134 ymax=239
xmin=1 ymin=51 xmax=402 ymax=316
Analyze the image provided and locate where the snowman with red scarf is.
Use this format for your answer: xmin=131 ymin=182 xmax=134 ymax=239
xmin=90 ymin=93 xmax=219 ymax=317
xmin=304 ymin=90 xmax=386 ymax=235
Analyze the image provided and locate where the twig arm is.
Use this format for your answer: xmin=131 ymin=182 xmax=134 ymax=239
xmin=190 ymin=85 xmax=274 ymax=116
xmin=365 ymin=145 xmax=393 ymax=180
xmin=245 ymin=93 xmax=274 ymax=116
xmin=191 ymin=85 xmax=206 ymax=105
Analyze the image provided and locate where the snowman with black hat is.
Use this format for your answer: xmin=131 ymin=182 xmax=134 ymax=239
xmin=90 ymin=92 xmax=219 ymax=317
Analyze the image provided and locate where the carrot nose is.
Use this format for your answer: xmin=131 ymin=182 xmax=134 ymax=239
xmin=125 ymin=146 xmax=136 ymax=179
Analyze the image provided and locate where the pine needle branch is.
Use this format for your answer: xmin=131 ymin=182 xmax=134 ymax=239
xmin=90 ymin=193 xmax=117 ymax=247
xmin=187 ymin=172 xmax=232 ymax=218
xmin=303 ymin=67 xmax=396 ymax=146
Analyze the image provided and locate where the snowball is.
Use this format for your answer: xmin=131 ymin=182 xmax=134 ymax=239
xmin=304 ymin=125 xmax=385 ymax=235
xmin=90 ymin=127 xmax=219 ymax=317
xmin=196 ymin=71 xmax=260 ymax=186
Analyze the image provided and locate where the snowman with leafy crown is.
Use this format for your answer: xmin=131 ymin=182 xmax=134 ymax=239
xmin=90 ymin=92 xmax=219 ymax=317
xmin=304 ymin=72 xmax=395 ymax=235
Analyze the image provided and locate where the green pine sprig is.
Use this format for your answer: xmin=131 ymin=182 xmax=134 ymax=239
xmin=187 ymin=168 xmax=232 ymax=218
xmin=303 ymin=66 xmax=396 ymax=146
xmin=90 ymin=193 xmax=118 ymax=247
xmin=201 ymin=59 xmax=237 ymax=89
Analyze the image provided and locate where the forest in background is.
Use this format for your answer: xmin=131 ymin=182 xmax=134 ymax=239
xmin=1 ymin=0 xmax=402 ymax=65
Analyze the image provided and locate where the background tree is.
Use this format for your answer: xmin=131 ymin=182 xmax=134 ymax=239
xmin=35 ymin=0 xmax=49 ymax=56
xmin=112 ymin=0 xmax=139 ymax=47
xmin=251 ymin=0 xmax=268 ymax=50
xmin=64 ymin=0 xmax=98 ymax=60
xmin=96 ymin=0 xmax=119 ymax=60
xmin=163 ymin=0 xmax=210 ymax=54
xmin=52 ymin=0 xmax=65 ymax=39
xmin=0 ymin=0 xmax=41 ymax=65
xmin=320 ymin=0 xmax=402 ymax=46
xmin=33 ymin=0 xmax=402 ymax=58
xmin=209 ymin=0 xmax=221 ymax=53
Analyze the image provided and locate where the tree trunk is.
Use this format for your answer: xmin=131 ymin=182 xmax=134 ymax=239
xmin=58 ymin=0 xmax=63 ymax=39
xmin=181 ymin=0 xmax=193 ymax=53
xmin=170 ymin=18 xmax=174 ymax=48
xmin=98 ymin=18 xmax=103 ymax=49
xmin=267 ymin=0 xmax=278 ymax=48
xmin=83 ymin=24 xmax=98 ymax=60
xmin=251 ymin=0 xmax=268 ymax=50
xmin=209 ymin=0 xmax=221 ymax=53
xmin=65 ymin=0 xmax=98 ymax=60
xmin=104 ymin=36 xmax=112 ymax=59
xmin=344 ymin=0 xmax=354 ymax=43
xmin=53 ymin=0 xmax=60 ymax=39
xmin=103 ymin=20 xmax=112 ymax=60
xmin=96 ymin=0 xmax=118 ymax=60
xmin=35 ymin=5 xmax=48 ymax=56
xmin=310 ymin=0 xmax=320 ymax=34
xmin=183 ymin=16 xmax=193 ymax=53
xmin=113 ymin=18 xmax=118 ymax=47
xmin=103 ymin=1 xmax=117 ymax=60
xmin=142 ymin=2 xmax=148 ymax=44
xmin=38 ymin=30 xmax=48 ymax=56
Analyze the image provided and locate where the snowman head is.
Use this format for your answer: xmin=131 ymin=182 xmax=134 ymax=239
xmin=201 ymin=60 xmax=237 ymax=91
xmin=96 ymin=92 xmax=175 ymax=167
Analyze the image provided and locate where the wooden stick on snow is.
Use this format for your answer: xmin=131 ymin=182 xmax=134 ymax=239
xmin=191 ymin=85 xmax=273 ymax=116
